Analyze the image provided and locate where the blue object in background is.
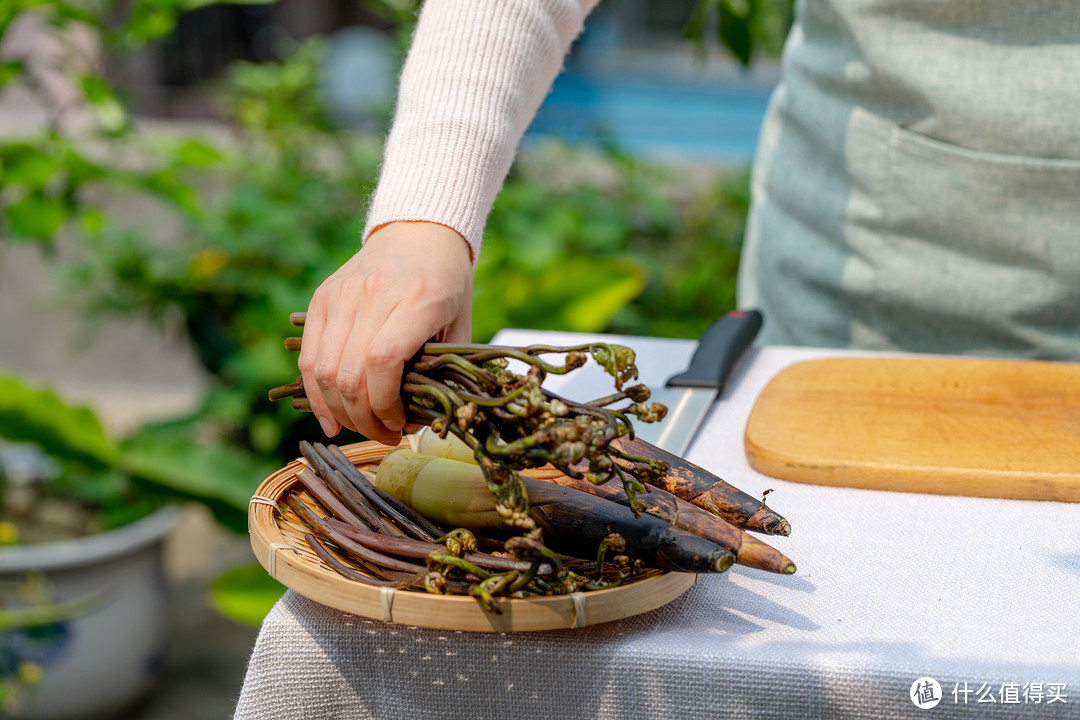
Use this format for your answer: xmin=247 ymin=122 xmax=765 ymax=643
xmin=526 ymin=68 xmax=775 ymax=165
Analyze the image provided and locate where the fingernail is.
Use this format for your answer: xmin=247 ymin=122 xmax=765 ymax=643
xmin=316 ymin=415 xmax=337 ymax=437
xmin=384 ymin=419 xmax=404 ymax=433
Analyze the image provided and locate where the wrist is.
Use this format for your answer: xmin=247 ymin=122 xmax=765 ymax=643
xmin=365 ymin=221 xmax=474 ymax=265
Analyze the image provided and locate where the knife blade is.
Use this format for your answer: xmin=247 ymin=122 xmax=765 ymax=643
xmin=631 ymin=309 xmax=762 ymax=455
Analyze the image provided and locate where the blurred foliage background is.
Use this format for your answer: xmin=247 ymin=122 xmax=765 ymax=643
xmin=0 ymin=0 xmax=790 ymax=630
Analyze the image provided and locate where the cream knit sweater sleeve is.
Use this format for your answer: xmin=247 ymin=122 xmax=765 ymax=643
xmin=362 ymin=0 xmax=601 ymax=259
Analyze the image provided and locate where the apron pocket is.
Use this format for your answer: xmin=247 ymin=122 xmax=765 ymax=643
xmin=841 ymin=107 xmax=1080 ymax=357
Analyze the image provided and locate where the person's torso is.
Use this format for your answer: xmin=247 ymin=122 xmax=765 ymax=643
xmin=739 ymin=0 xmax=1080 ymax=359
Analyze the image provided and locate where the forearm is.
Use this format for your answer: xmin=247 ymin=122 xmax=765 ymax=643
xmin=363 ymin=0 xmax=601 ymax=258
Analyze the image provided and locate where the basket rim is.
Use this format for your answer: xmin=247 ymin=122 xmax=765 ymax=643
xmin=248 ymin=440 xmax=697 ymax=632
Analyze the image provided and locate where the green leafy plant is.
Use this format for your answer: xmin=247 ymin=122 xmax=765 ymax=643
xmin=686 ymin=0 xmax=796 ymax=66
xmin=209 ymin=564 xmax=286 ymax=626
xmin=482 ymin=150 xmax=749 ymax=342
xmin=0 ymin=372 xmax=277 ymax=543
xmin=0 ymin=373 xmax=160 ymax=542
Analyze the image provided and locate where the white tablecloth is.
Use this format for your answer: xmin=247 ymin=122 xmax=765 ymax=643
xmin=235 ymin=331 xmax=1080 ymax=719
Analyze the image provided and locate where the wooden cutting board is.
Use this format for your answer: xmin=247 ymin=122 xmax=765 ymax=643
xmin=744 ymin=356 xmax=1080 ymax=502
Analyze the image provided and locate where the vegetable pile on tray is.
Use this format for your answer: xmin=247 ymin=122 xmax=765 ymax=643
xmin=270 ymin=313 xmax=794 ymax=614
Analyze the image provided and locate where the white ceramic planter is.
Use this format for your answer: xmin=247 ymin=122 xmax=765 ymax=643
xmin=0 ymin=506 xmax=178 ymax=719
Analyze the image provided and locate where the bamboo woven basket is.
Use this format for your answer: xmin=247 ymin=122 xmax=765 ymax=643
xmin=249 ymin=440 xmax=697 ymax=632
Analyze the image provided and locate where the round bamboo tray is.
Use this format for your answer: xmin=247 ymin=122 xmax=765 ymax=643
xmin=249 ymin=440 xmax=697 ymax=632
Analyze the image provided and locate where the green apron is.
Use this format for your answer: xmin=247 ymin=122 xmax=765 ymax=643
xmin=737 ymin=0 xmax=1080 ymax=360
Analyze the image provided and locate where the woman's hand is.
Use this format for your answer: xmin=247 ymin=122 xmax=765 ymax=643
xmin=298 ymin=221 xmax=473 ymax=445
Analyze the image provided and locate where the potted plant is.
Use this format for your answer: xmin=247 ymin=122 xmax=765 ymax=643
xmin=0 ymin=374 xmax=185 ymax=718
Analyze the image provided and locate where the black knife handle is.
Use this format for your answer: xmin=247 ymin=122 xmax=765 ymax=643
xmin=665 ymin=309 xmax=763 ymax=390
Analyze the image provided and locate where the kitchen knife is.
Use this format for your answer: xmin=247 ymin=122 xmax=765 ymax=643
xmin=553 ymin=309 xmax=762 ymax=456
xmin=633 ymin=309 xmax=762 ymax=455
